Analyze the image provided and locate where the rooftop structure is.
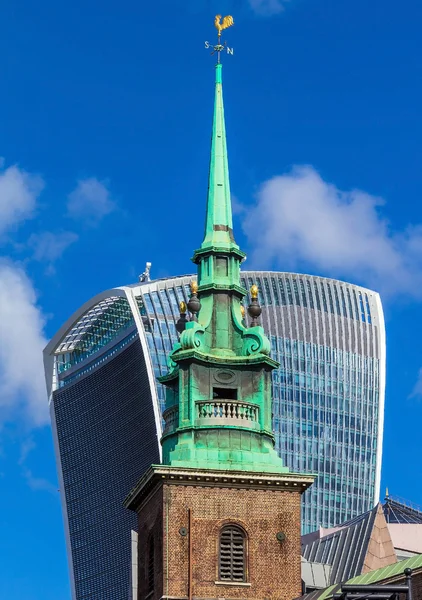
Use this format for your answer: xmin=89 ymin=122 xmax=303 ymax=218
xmin=383 ymin=496 xmax=422 ymax=560
xmin=301 ymin=497 xmax=422 ymax=593
xmin=384 ymin=496 xmax=422 ymax=525
xmin=300 ymin=554 xmax=422 ymax=600
xmin=301 ymin=504 xmax=397 ymax=589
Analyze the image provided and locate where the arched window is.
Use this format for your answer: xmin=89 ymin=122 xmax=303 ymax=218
xmin=219 ymin=525 xmax=246 ymax=582
xmin=147 ymin=534 xmax=154 ymax=594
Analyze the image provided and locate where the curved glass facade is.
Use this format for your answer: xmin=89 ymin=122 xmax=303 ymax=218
xmin=51 ymin=335 xmax=160 ymax=600
xmin=45 ymin=271 xmax=385 ymax=599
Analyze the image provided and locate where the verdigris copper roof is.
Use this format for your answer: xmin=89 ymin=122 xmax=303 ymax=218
xmin=157 ymin=61 xmax=297 ymax=476
xmin=302 ymin=505 xmax=379 ymax=584
xmin=301 ymin=554 xmax=422 ymax=600
xmin=347 ymin=553 xmax=422 ymax=584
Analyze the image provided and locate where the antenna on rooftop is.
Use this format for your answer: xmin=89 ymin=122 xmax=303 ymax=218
xmin=139 ymin=262 xmax=152 ymax=282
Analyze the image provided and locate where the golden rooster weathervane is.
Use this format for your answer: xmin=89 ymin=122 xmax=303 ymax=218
xmin=214 ymin=14 xmax=234 ymax=38
xmin=205 ymin=14 xmax=234 ymax=63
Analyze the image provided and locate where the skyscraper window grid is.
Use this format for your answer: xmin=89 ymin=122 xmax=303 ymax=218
xmin=240 ymin=273 xmax=381 ymax=531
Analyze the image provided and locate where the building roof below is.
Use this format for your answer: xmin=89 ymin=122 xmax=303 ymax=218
xmin=300 ymin=554 xmax=422 ymax=600
xmin=384 ymin=497 xmax=422 ymax=524
xmin=347 ymin=553 xmax=422 ymax=585
xmin=302 ymin=504 xmax=396 ymax=585
xmin=302 ymin=557 xmax=332 ymax=590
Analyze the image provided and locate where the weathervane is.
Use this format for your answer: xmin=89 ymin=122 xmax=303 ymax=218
xmin=204 ymin=14 xmax=234 ymax=63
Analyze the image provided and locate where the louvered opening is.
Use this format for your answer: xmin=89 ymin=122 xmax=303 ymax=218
xmin=147 ymin=535 xmax=154 ymax=593
xmin=219 ymin=525 xmax=246 ymax=582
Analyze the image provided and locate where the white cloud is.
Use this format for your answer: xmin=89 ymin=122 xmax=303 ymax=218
xmin=249 ymin=0 xmax=287 ymax=16
xmin=67 ymin=177 xmax=115 ymax=224
xmin=231 ymin=194 xmax=246 ymax=216
xmin=19 ymin=437 xmax=36 ymax=464
xmin=241 ymin=165 xmax=422 ymax=297
xmin=17 ymin=437 xmax=57 ymax=493
xmin=0 ymin=161 xmax=44 ymax=237
xmin=0 ymin=261 xmax=49 ymax=427
xmin=21 ymin=466 xmax=57 ymax=494
xmin=410 ymin=369 xmax=422 ymax=399
xmin=29 ymin=230 xmax=78 ymax=263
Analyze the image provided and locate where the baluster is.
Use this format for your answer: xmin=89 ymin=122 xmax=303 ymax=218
xmin=196 ymin=400 xmax=258 ymax=422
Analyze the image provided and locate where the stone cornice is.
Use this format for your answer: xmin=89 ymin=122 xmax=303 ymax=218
xmin=192 ymin=246 xmax=246 ymax=264
xmin=124 ymin=465 xmax=315 ymax=512
xmin=167 ymin=349 xmax=279 ymax=370
xmin=196 ymin=282 xmax=247 ymax=297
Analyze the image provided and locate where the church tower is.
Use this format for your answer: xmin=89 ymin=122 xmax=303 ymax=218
xmin=125 ymin=18 xmax=314 ymax=600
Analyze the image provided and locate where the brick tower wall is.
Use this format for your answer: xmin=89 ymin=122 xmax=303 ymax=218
xmin=136 ymin=486 xmax=164 ymax=600
xmin=136 ymin=481 xmax=303 ymax=600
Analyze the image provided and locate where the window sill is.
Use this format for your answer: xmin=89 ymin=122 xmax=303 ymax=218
xmin=215 ymin=581 xmax=251 ymax=587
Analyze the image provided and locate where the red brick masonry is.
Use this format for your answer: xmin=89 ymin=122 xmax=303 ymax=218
xmin=125 ymin=467 xmax=314 ymax=600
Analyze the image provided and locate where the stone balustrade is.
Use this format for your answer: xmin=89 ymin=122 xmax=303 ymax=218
xmin=196 ymin=400 xmax=259 ymax=427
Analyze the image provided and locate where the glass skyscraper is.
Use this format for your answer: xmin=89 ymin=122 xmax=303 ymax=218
xmin=44 ymin=270 xmax=385 ymax=600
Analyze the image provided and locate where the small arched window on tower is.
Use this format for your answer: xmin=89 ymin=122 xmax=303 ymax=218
xmin=147 ymin=534 xmax=155 ymax=595
xmin=219 ymin=525 xmax=246 ymax=582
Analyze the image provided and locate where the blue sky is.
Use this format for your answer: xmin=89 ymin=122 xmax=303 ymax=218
xmin=1 ymin=0 xmax=422 ymax=597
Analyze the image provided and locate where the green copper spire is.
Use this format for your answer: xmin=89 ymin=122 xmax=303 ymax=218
xmin=192 ymin=63 xmax=245 ymax=295
xmin=158 ymin=52 xmax=288 ymax=475
xmin=200 ymin=64 xmax=237 ymax=252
